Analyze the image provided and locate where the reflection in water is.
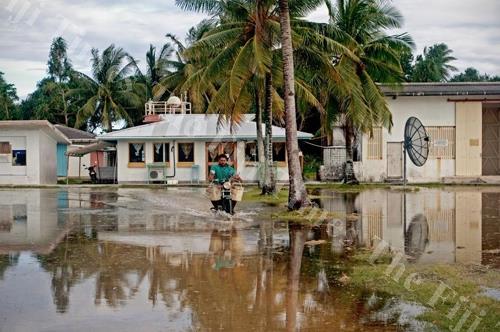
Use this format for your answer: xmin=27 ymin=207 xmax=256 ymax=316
xmin=404 ymin=214 xmax=429 ymax=262
xmin=0 ymin=187 xmax=498 ymax=331
xmin=316 ymin=188 xmax=500 ymax=266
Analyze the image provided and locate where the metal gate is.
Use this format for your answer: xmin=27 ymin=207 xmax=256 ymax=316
xmin=482 ymin=108 xmax=500 ymax=175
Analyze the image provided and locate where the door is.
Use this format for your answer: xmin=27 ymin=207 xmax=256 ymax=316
xmin=206 ymin=142 xmax=237 ymax=180
xmin=456 ymin=102 xmax=482 ymax=176
xmin=56 ymin=144 xmax=68 ymax=177
xmin=387 ymin=142 xmax=403 ymax=178
xmin=482 ymin=107 xmax=500 ymax=175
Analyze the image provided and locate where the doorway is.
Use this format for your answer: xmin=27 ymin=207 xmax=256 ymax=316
xmin=205 ymin=142 xmax=237 ymax=180
xmin=482 ymin=106 xmax=500 ymax=175
xmin=387 ymin=142 xmax=403 ymax=179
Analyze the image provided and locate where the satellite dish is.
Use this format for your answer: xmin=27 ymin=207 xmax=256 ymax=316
xmin=403 ymin=117 xmax=430 ymax=184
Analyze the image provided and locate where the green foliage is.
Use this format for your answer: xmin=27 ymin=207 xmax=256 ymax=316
xmin=47 ymin=37 xmax=72 ymax=83
xmin=450 ymin=67 xmax=500 ymax=82
xmin=0 ymin=71 xmax=19 ymax=120
xmin=411 ymin=43 xmax=457 ymax=82
xmin=72 ymin=45 xmax=146 ymax=132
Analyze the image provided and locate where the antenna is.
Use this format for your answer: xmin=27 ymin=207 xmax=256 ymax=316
xmin=403 ymin=116 xmax=430 ymax=185
xmin=402 ymin=117 xmax=430 ymax=260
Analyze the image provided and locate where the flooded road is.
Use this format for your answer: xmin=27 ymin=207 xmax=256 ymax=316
xmin=0 ymin=187 xmax=499 ymax=331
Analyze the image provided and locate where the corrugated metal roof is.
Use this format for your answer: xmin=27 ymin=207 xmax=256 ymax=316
xmin=98 ymin=114 xmax=313 ymax=141
xmin=379 ymin=82 xmax=500 ymax=97
xmin=0 ymin=120 xmax=70 ymax=144
xmin=54 ymin=124 xmax=96 ymax=141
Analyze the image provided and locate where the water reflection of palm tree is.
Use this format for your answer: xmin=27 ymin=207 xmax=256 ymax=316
xmin=286 ymin=223 xmax=309 ymax=331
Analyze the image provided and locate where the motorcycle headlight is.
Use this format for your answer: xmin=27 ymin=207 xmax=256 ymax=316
xmin=223 ymin=182 xmax=231 ymax=190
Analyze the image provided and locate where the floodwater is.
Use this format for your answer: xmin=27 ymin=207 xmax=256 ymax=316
xmin=0 ymin=187 xmax=498 ymax=331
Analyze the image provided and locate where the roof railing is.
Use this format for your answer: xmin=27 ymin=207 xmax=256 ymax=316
xmin=145 ymin=100 xmax=192 ymax=115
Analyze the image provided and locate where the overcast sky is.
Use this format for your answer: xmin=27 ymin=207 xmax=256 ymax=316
xmin=1 ymin=0 xmax=499 ymax=99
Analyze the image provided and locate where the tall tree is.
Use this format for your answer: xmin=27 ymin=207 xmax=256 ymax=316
xmin=278 ymin=0 xmax=309 ymax=208
xmin=46 ymin=37 xmax=74 ymax=125
xmin=411 ymin=43 xmax=457 ymax=82
xmin=154 ymin=19 xmax=217 ymax=113
xmin=450 ymin=67 xmax=500 ymax=82
xmin=173 ymin=0 xmax=324 ymax=196
xmin=0 ymin=71 xmax=19 ymax=120
xmin=323 ymin=0 xmax=413 ymax=183
xmin=72 ymin=45 xmax=145 ymax=132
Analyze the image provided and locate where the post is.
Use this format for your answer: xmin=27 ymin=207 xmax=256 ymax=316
xmin=66 ymin=155 xmax=69 ymax=185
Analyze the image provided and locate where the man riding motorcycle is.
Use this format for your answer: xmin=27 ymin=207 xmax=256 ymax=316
xmin=208 ymin=154 xmax=241 ymax=213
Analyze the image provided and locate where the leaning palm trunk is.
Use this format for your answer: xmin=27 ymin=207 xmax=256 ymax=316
xmin=343 ymin=119 xmax=359 ymax=184
xmin=278 ymin=0 xmax=309 ymax=209
xmin=262 ymin=73 xmax=276 ymax=194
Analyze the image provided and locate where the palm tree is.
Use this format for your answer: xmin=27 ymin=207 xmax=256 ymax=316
xmin=323 ymin=0 xmax=414 ymax=183
xmin=145 ymin=43 xmax=174 ymax=99
xmin=154 ymin=19 xmax=217 ymax=112
xmin=278 ymin=0 xmax=312 ymax=208
xmin=411 ymin=43 xmax=457 ymax=82
xmin=72 ymin=45 xmax=145 ymax=132
xmin=175 ymin=0 xmax=325 ymax=196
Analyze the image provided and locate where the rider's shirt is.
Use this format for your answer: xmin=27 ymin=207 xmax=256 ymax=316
xmin=210 ymin=164 xmax=235 ymax=184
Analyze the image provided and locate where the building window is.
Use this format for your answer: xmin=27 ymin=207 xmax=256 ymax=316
xmin=153 ymin=143 xmax=170 ymax=163
xmin=129 ymin=143 xmax=145 ymax=163
xmin=367 ymin=127 xmax=383 ymax=160
xmin=245 ymin=142 xmax=259 ymax=162
xmin=272 ymin=143 xmax=286 ymax=162
xmin=178 ymin=143 xmax=194 ymax=162
xmin=0 ymin=142 xmax=12 ymax=163
xmin=427 ymin=126 xmax=455 ymax=159
xmin=12 ymin=150 xmax=26 ymax=166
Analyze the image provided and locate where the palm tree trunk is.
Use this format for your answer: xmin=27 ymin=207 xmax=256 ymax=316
xmin=344 ymin=119 xmax=359 ymax=184
xmin=262 ymin=73 xmax=275 ymax=194
xmin=278 ymin=0 xmax=309 ymax=209
xmin=255 ymin=91 xmax=265 ymax=188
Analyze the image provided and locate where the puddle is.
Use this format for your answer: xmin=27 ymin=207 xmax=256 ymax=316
xmin=0 ymin=187 xmax=499 ymax=331
xmin=480 ymin=286 xmax=500 ymax=301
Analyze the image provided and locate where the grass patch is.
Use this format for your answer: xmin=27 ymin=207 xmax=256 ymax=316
xmin=244 ymin=187 xmax=289 ymax=206
xmin=271 ymin=206 xmax=343 ymax=223
xmin=346 ymin=250 xmax=500 ymax=331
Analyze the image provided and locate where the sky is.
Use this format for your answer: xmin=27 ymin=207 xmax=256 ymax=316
xmin=1 ymin=0 xmax=499 ymax=99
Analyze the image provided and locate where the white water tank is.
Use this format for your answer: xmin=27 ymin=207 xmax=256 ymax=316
xmin=166 ymin=96 xmax=182 ymax=107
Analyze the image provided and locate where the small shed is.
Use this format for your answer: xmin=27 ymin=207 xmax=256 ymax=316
xmin=0 ymin=120 xmax=70 ymax=185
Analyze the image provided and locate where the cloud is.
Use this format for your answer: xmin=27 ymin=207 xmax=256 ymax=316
xmin=1 ymin=0 xmax=499 ymax=98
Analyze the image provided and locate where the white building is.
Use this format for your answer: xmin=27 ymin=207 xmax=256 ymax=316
xmin=99 ymin=100 xmax=312 ymax=183
xmin=0 ymin=121 xmax=70 ymax=185
xmin=326 ymin=82 xmax=500 ymax=183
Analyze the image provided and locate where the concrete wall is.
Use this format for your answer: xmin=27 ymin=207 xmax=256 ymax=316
xmin=359 ymin=96 xmax=456 ymax=182
xmin=0 ymin=189 xmax=59 ymax=251
xmin=0 ymin=129 xmax=41 ymax=184
xmin=67 ymin=146 xmax=91 ymax=178
xmin=116 ymin=140 xmax=290 ymax=183
xmin=38 ymin=130 xmax=58 ymax=184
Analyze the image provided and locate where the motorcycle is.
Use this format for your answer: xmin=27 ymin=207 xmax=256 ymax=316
xmin=208 ymin=178 xmax=244 ymax=215
xmin=83 ymin=164 xmax=98 ymax=183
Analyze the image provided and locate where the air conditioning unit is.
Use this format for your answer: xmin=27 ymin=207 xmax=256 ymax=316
xmin=149 ymin=168 xmax=164 ymax=180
